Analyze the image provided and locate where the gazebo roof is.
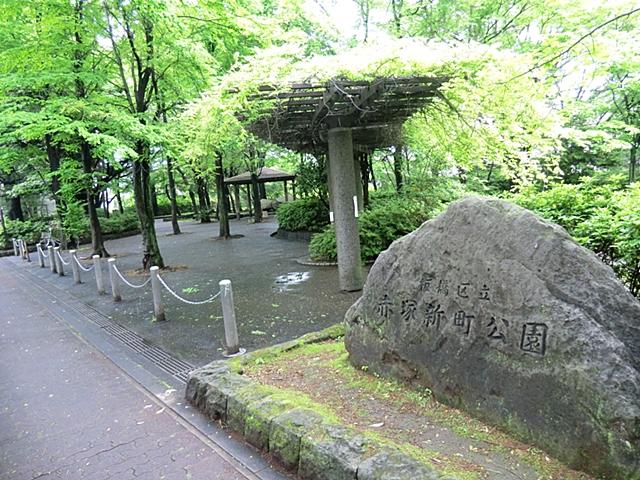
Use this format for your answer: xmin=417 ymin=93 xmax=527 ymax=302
xmin=224 ymin=167 xmax=296 ymax=185
xmin=247 ymin=76 xmax=448 ymax=153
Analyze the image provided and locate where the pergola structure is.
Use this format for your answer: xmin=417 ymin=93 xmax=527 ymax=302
xmin=247 ymin=76 xmax=448 ymax=291
xmin=224 ymin=167 xmax=297 ymax=206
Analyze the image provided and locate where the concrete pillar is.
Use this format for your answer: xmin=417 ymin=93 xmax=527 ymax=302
xmin=219 ymin=279 xmax=239 ymax=355
xmin=327 ymin=128 xmax=363 ymax=292
xmin=150 ymin=266 xmax=165 ymax=322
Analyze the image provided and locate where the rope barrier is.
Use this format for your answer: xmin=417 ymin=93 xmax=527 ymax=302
xmin=156 ymin=273 xmax=221 ymax=305
xmin=74 ymin=255 xmax=94 ymax=272
xmin=112 ymin=264 xmax=151 ymax=289
xmin=56 ymin=249 xmax=70 ymax=266
xmin=39 ymin=245 xmax=49 ymax=259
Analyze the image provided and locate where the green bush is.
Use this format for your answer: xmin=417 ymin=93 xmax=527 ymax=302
xmin=309 ymin=193 xmax=438 ymax=262
xmin=155 ymin=196 xmax=193 ymax=216
xmin=276 ymin=197 xmax=329 ymax=233
xmin=100 ymin=211 xmax=140 ymax=235
xmin=512 ymin=176 xmax=640 ymax=295
xmin=2 ymin=218 xmax=49 ymax=246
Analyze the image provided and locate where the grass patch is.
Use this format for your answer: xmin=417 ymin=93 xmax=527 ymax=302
xmin=240 ymin=335 xmax=593 ymax=480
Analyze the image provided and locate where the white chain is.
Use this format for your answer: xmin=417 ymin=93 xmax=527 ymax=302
xmin=74 ymin=255 xmax=95 ymax=272
xmin=156 ymin=274 xmax=220 ymax=305
xmin=38 ymin=245 xmax=49 ymax=259
xmin=56 ymin=249 xmax=70 ymax=265
xmin=113 ymin=264 xmax=151 ymax=289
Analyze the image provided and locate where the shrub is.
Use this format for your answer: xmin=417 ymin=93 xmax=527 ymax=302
xmin=309 ymin=193 xmax=438 ymax=262
xmin=2 ymin=218 xmax=50 ymax=246
xmin=155 ymin=196 xmax=193 ymax=216
xmin=100 ymin=211 xmax=140 ymax=235
xmin=63 ymin=202 xmax=90 ymax=243
xmin=276 ymin=197 xmax=329 ymax=233
xmin=512 ymin=176 xmax=640 ymax=295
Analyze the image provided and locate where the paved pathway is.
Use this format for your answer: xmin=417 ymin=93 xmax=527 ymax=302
xmin=0 ymin=261 xmax=272 ymax=480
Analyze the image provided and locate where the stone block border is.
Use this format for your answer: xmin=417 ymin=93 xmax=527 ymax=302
xmin=185 ymin=326 xmax=457 ymax=480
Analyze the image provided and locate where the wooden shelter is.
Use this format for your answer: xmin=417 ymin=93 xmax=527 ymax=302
xmin=247 ymin=76 xmax=448 ymax=291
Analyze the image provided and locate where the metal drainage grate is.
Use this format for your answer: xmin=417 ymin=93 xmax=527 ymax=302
xmin=16 ymin=265 xmax=194 ymax=384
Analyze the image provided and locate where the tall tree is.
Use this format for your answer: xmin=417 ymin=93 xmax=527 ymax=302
xmin=102 ymin=0 xmax=166 ymax=269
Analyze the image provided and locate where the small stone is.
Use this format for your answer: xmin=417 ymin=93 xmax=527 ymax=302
xmin=243 ymin=397 xmax=294 ymax=451
xmin=299 ymin=424 xmax=368 ymax=480
xmin=226 ymin=387 xmax=273 ymax=434
xmin=202 ymin=373 xmax=251 ymax=422
xmin=269 ymin=408 xmax=325 ymax=470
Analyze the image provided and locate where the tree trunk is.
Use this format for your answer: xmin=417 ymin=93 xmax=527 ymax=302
xmin=205 ymin=184 xmax=214 ymax=219
xmin=246 ymin=185 xmax=253 ymax=216
xmin=133 ymin=143 xmax=164 ymax=269
xmin=166 ymin=156 xmax=181 ymax=235
xmin=45 ymin=134 xmax=68 ymax=245
xmin=196 ymin=176 xmax=210 ymax=223
xmin=369 ymin=153 xmax=377 ymax=191
xmin=102 ymin=191 xmax=110 ymax=218
xmin=8 ymin=196 xmax=24 ymax=221
xmin=188 ymin=189 xmax=197 ymax=217
xmin=393 ymin=145 xmax=403 ymax=192
xmin=80 ymin=142 xmax=109 ymax=257
xmin=216 ymin=153 xmax=230 ymax=238
xmin=151 ymin=186 xmax=159 ymax=217
xmin=233 ymin=185 xmax=241 ymax=219
xmin=630 ymin=137 xmax=638 ymax=183
xmin=361 ymin=152 xmax=370 ymax=208
xmin=250 ymin=174 xmax=262 ymax=223
xmin=116 ymin=191 xmax=125 ymax=214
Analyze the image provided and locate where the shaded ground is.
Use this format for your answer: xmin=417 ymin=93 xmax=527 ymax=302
xmin=21 ymin=216 xmax=361 ymax=366
xmin=242 ymin=339 xmax=594 ymax=480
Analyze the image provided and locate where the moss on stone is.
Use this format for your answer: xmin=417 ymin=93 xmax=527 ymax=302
xmin=228 ymin=323 xmax=345 ymax=374
xmin=269 ymin=408 xmax=326 ymax=470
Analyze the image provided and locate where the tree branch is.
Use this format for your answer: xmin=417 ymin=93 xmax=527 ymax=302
xmin=505 ymin=6 xmax=640 ymax=83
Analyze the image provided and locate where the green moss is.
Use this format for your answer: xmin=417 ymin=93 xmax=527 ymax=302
xmin=226 ymin=336 xmax=595 ymax=480
xmin=228 ymin=323 xmax=345 ymax=373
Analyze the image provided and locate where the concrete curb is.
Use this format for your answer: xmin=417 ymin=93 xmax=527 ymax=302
xmin=185 ymin=328 xmax=458 ymax=480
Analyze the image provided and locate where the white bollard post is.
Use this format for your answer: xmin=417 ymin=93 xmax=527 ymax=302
xmin=108 ymin=258 xmax=122 ymax=302
xmin=70 ymin=250 xmax=81 ymax=284
xmin=19 ymin=239 xmax=26 ymax=260
xmin=93 ymin=255 xmax=105 ymax=294
xmin=22 ymin=240 xmax=31 ymax=262
xmin=12 ymin=238 xmax=18 ymax=256
xmin=54 ymin=247 xmax=64 ymax=276
xmin=150 ymin=266 xmax=165 ymax=321
xmin=48 ymin=245 xmax=57 ymax=273
xmin=219 ymin=279 xmax=240 ymax=355
xmin=37 ymin=244 xmax=45 ymax=268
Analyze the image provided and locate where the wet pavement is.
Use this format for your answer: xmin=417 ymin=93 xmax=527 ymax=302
xmin=16 ymin=216 xmax=363 ymax=366
xmin=0 ymin=261 xmax=273 ymax=480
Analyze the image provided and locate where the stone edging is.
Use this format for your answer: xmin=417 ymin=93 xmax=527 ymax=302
xmin=185 ymin=328 xmax=457 ymax=480
xmin=295 ymin=256 xmax=339 ymax=266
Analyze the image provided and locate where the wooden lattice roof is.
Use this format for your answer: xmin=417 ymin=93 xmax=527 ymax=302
xmin=223 ymin=167 xmax=295 ymax=185
xmin=247 ymin=76 xmax=448 ymax=153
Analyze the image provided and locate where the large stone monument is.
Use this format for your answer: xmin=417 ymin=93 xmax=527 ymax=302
xmin=345 ymin=196 xmax=640 ymax=479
